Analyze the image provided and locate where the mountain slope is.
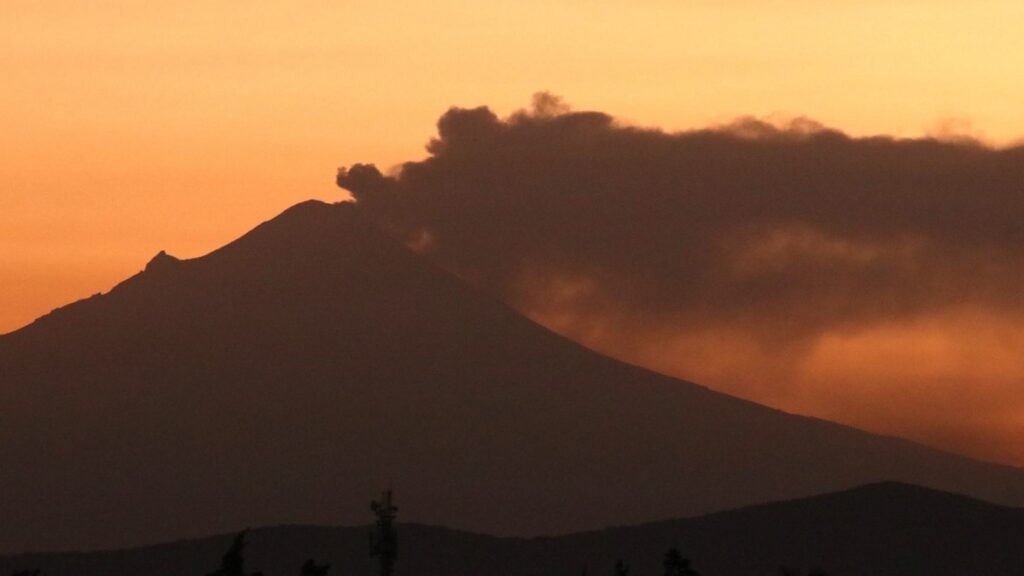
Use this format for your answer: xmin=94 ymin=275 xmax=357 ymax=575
xmin=2 ymin=200 xmax=1024 ymax=552
xmin=3 ymin=483 xmax=1023 ymax=576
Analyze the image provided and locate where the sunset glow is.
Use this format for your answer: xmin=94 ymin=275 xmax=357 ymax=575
xmin=5 ymin=1 xmax=1024 ymax=470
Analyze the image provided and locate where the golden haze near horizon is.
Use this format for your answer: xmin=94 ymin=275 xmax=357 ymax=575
xmin=3 ymin=1 xmax=1024 ymax=468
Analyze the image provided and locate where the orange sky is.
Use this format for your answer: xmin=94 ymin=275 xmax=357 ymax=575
xmin=557 ymin=306 xmax=1024 ymax=467
xmin=4 ymin=1 xmax=1024 ymax=464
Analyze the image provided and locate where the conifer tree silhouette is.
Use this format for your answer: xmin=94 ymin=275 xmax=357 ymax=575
xmin=662 ymin=547 xmax=699 ymax=576
xmin=206 ymin=530 xmax=259 ymax=576
xmin=370 ymin=490 xmax=398 ymax=576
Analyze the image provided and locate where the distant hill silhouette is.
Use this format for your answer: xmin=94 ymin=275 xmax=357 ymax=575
xmin=2 ymin=483 xmax=1023 ymax=576
xmin=2 ymin=200 xmax=1024 ymax=552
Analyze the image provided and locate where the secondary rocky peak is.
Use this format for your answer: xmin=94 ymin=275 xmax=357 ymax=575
xmin=144 ymin=250 xmax=180 ymax=273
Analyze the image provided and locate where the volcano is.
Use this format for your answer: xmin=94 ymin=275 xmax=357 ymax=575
xmin=2 ymin=200 xmax=1023 ymax=552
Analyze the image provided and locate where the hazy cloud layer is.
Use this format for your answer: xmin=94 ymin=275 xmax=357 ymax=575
xmin=338 ymin=94 xmax=1024 ymax=465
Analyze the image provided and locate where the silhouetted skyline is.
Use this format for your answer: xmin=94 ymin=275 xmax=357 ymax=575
xmin=3 ymin=483 xmax=1023 ymax=576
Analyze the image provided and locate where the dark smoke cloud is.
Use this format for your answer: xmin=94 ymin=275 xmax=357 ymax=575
xmin=338 ymin=93 xmax=1024 ymax=341
xmin=338 ymin=94 xmax=1024 ymax=465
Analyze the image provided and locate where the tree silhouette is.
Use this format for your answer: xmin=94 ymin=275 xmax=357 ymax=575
xmin=663 ymin=547 xmax=699 ymax=576
xmin=206 ymin=530 xmax=260 ymax=576
xmin=370 ymin=490 xmax=398 ymax=576
xmin=613 ymin=558 xmax=630 ymax=576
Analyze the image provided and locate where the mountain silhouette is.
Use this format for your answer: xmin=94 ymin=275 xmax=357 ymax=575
xmin=2 ymin=200 xmax=1024 ymax=552
xmin=2 ymin=483 xmax=1023 ymax=576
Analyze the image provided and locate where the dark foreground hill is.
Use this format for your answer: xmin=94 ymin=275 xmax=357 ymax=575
xmin=2 ymin=200 xmax=1024 ymax=552
xmin=2 ymin=483 xmax=1023 ymax=576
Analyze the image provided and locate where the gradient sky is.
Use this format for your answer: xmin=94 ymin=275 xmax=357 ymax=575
xmin=5 ymin=1 xmax=1024 ymax=464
